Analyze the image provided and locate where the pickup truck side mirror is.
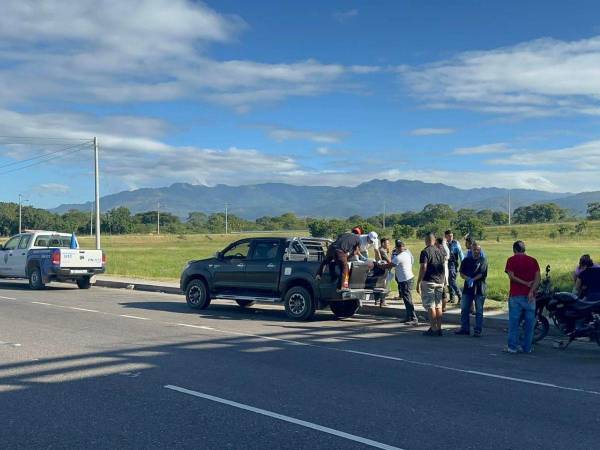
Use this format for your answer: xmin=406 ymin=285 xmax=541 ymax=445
xmin=215 ymin=251 xmax=224 ymax=260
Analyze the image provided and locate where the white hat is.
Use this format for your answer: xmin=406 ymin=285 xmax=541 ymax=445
xmin=368 ymin=231 xmax=378 ymax=241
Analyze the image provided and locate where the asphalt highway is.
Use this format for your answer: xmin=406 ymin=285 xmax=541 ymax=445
xmin=0 ymin=280 xmax=599 ymax=449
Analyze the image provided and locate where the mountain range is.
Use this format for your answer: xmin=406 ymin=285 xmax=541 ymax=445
xmin=51 ymin=179 xmax=599 ymax=219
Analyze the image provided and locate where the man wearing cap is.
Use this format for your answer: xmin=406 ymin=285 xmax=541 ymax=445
xmin=392 ymin=240 xmax=418 ymax=324
xmin=359 ymin=231 xmax=381 ymax=260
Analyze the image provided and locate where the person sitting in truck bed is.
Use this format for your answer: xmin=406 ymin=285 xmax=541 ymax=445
xmin=317 ymin=232 xmax=361 ymax=290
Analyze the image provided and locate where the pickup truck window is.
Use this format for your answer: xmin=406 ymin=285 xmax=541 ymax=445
xmin=34 ymin=235 xmax=71 ymax=248
xmin=18 ymin=235 xmax=31 ymax=249
xmin=3 ymin=236 xmax=20 ymax=250
xmin=223 ymin=241 xmax=250 ymax=259
xmin=249 ymin=241 xmax=280 ymax=260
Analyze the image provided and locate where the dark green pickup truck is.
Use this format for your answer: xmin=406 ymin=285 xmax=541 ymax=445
xmin=179 ymin=236 xmax=389 ymax=321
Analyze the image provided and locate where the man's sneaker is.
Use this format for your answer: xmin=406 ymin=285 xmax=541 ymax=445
xmin=472 ymin=330 xmax=482 ymax=338
xmin=437 ymin=329 xmax=443 ymax=337
xmin=423 ymin=328 xmax=436 ymax=336
xmin=454 ymin=329 xmax=470 ymax=335
xmin=503 ymin=346 xmax=518 ymax=354
xmin=405 ymin=319 xmax=419 ymax=326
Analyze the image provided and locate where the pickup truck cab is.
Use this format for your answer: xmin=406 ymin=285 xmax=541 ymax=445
xmin=0 ymin=231 xmax=105 ymax=289
xmin=180 ymin=236 xmax=389 ymax=321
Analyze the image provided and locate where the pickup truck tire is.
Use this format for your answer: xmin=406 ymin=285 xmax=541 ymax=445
xmin=236 ymin=300 xmax=255 ymax=308
xmin=185 ymin=279 xmax=211 ymax=310
xmin=330 ymin=300 xmax=360 ymax=318
xmin=76 ymin=277 xmax=92 ymax=289
xmin=28 ymin=267 xmax=45 ymax=290
xmin=283 ymin=286 xmax=315 ymax=321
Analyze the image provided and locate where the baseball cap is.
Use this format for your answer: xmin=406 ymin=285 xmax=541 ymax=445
xmin=368 ymin=231 xmax=378 ymax=241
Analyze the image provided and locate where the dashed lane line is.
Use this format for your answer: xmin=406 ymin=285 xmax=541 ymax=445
xmin=8 ymin=297 xmax=600 ymax=397
xmin=164 ymin=384 xmax=403 ymax=450
xmin=0 ymin=295 xmax=17 ymax=300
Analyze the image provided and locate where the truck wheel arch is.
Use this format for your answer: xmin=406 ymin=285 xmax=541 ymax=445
xmin=184 ymin=274 xmax=210 ymax=292
xmin=282 ymin=278 xmax=315 ymax=301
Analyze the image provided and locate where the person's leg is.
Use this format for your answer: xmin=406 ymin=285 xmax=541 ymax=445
xmin=458 ymin=291 xmax=472 ymax=332
xmin=521 ymin=298 xmax=536 ymax=353
xmin=507 ymin=297 xmax=522 ymax=351
xmin=400 ymin=280 xmax=415 ymax=321
xmin=421 ymin=282 xmax=436 ymax=333
xmin=474 ymin=295 xmax=485 ymax=335
xmin=336 ymin=250 xmax=350 ymax=289
xmin=317 ymin=246 xmax=335 ymax=277
xmin=449 ymin=267 xmax=461 ymax=302
xmin=435 ymin=284 xmax=444 ymax=332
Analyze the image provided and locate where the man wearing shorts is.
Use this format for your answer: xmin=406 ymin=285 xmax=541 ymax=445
xmin=416 ymin=233 xmax=447 ymax=336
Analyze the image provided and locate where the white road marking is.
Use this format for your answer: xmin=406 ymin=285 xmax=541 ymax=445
xmin=0 ymin=295 xmax=16 ymax=300
xmin=70 ymin=307 xmax=100 ymax=313
xmin=165 ymin=384 xmax=403 ymax=450
xmin=15 ymin=296 xmax=600 ymax=396
xmin=119 ymin=314 xmax=150 ymax=320
xmin=0 ymin=340 xmax=21 ymax=347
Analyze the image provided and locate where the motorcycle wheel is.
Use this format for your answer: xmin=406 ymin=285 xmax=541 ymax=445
xmin=533 ymin=316 xmax=550 ymax=343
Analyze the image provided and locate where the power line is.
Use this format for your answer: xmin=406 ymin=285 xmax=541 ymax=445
xmin=0 ymin=141 xmax=93 ymax=170
xmin=0 ymin=143 xmax=91 ymax=176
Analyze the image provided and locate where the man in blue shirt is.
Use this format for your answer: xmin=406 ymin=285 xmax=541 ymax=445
xmin=444 ymin=230 xmax=464 ymax=304
xmin=455 ymin=241 xmax=488 ymax=337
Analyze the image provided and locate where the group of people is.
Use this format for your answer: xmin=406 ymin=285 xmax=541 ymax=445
xmin=318 ymin=225 xmax=600 ymax=354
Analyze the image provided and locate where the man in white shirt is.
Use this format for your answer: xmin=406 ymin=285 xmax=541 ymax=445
xmin=392 ymin=240 xmax=418 ymax=324
xmin=359 ymin=231 xmax=381 ymax=261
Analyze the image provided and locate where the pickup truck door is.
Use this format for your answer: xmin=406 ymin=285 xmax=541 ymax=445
xmin=244 ymin=240 xmax=282 ymax=296
xmin=10 ymin=234 xmax=32 ymax=277
xmin=212 ymin=240 xmax=251 ymax=295
xmin=0 ymin=235 xmax=22 ymax=277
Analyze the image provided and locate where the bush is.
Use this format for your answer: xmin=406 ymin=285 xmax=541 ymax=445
xmin=549 ymin=231 xmax=558 ymax=239
xmin=392 ymin=224 xmax=414 ymax=240
xmin=510 ymin=229 xmax=519 ymax=239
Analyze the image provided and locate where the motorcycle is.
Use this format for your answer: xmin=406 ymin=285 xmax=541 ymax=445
xmin=530 ymin=265 xmax=600 ymax=348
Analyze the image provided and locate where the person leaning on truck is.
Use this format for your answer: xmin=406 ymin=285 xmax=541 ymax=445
xmin=316 ymin=232 xmax=361 ymax=290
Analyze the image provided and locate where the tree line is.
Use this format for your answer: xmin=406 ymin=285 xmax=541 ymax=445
xmin=0 ymin=200 xmax=596 ymax=237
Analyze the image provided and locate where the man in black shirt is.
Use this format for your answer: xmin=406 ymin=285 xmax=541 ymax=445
xmin=317 ymin=232 xmax=361 ymax=289
xmin=455 ymin=241 xmax=488 ymax=337
xmin=576 ymin=260 xmax=600 ymax=299
xmin=416 ymin=233 xmax=446 ymax=336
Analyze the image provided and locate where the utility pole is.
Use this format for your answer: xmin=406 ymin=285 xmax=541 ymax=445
xmin=90 ymin=204 xmax=93 ymax=237
xmin=18 ymin=194 xmax=26 ymax=233
xmin=225 ymin=203 xmax=228 ymax=234
xmin=157 ymin=201 xmax=160 ymax=235
xmin=93 ymin=137 xmax=101 ymax=249
xmin=508 ymin=190 xmax=512 ymax=225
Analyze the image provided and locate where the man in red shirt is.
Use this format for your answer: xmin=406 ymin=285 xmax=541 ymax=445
xmin=504 ymin=240 xmax=540 ymax=353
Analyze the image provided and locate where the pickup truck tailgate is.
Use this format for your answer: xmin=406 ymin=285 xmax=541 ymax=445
xmin=59 ymin=249 xmax=103 ymax=269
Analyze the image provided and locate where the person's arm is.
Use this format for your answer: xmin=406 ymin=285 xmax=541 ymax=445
xmin=459 ymin=259 xmax=468 ymax=280
xmin=416 ymin=262 xmax=426 ymax=294
xmin=457 ymin=243 xmax=464 ymax=263
xmin=529 ymin=271 xmax=541 ymax=301
xmin=575 ymin=277 xmax=583 ymax=296
xmin=506 ymin=271 xmax=533 ymax=287
xmin=471 ymin=260 xmax=487 ymax=282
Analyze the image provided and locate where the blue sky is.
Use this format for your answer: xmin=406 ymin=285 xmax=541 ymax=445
xmin=2 ymin=0 xmax=600 ymax=208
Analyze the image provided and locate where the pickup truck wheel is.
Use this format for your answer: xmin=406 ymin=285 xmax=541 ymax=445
xmin=236 ymin=300 xmax=255 ymax=308
xmin=29 ymin=267 xmax=45 ymax=290
xmin=76 ymin=277 xmax=92 ymax=289
xmin=284 ymin=286 xmax=315 ymax=321
xmin=186 ymin=280 xmax=211 ymax=310
xmin=330 ymin=300 xmax=359 ymax=318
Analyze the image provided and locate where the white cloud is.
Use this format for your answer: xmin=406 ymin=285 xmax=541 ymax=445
xmin=265 ymin=126 xmax=346 ymax=143
xmin=486 ymin=139 xmax=600 ymax=170
xmin=35 ymin=184 xmax=71 ymax=195
xmin=315 ymin=146 xmax=331 ymax=155
xmin=402 ymin=35 xmax=600 ymax=116
xmin=333 ymin=9 xmax=358 ymax=23
xmin=409 ymin=128 xmax=455 ymax=136
xmin=0 ymin=1 xmax=378 ymax=111
xmin=453 ymin=143 xmax=511 ymax=155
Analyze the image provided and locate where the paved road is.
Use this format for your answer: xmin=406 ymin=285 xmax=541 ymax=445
xmin=0 ymin=281 xmax=598 ymax=449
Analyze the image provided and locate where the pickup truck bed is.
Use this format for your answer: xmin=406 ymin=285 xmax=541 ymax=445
xmin=180 ymin=236 xmax=389 ymax=320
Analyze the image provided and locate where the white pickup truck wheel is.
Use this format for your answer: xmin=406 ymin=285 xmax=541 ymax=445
xmin=29 ymin=267 xmax=45 ymax=290
xmin=76 ymin=277 xmax=92 ymax=289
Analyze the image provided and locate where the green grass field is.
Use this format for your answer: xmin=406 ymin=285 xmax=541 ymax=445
xmin=4 ymin=226 xmax=597 ymax=307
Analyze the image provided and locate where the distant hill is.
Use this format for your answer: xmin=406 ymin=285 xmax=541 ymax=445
xmin=51 ymin=179 xmax=591 ymax=219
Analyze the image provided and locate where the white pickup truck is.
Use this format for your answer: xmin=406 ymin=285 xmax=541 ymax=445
xmin=0 ymin=230 xmax=105 ymax=289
